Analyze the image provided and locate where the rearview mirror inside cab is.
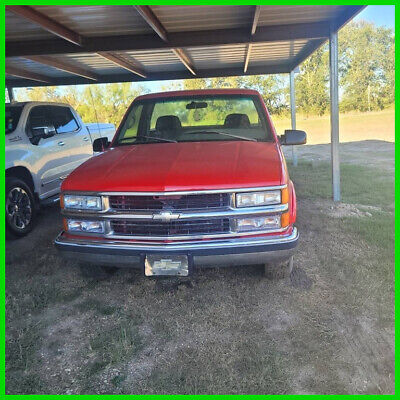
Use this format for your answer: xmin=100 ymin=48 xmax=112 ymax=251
xmin=280 ymin=129 xmax=307 ymax=145
xmin=93 ymin=137 xmax=110 ymax=152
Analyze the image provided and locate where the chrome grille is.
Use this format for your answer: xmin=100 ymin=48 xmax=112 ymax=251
xmin=111 ymin=218 xmax=231 ymax=237
xmin=109 ymin=193 xmax=230 ymax=211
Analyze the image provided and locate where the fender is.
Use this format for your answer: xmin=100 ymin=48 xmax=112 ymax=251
xmin=289 ymin=179 xmax=297 ymax=224
xmin=6 ymin=147 xmax=40 ymax=195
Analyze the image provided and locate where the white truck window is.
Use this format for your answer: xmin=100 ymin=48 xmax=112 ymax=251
xmin=26 ymin=105 xmax=53 ymax=145
xmin=47 ymin=106 xmax=79 ymax=134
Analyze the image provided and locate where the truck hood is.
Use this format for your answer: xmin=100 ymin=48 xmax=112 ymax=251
xmin=63 ymin=141 xmax=285 ymax=192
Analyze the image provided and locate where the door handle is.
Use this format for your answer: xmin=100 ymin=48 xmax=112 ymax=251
xmin=58 ymin=141 xmax=65 ymax=146
xmin=83 ymin=137 xmax=89 ymax=142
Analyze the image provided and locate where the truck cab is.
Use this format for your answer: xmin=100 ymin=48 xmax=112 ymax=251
xmin=5 ymin=101 xmax=115 ymax=238
xmin=55 ymin=89 xmax=306 ymax=278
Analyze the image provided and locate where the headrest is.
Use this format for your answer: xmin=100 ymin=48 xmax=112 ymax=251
xmin=224 ymin=113 xmax=251 ymax=128
xmin=156 ymin=115 xmax=182 ymax=132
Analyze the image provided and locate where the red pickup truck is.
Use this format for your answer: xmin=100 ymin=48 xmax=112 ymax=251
xmin=55 ymin=89 xmax=306 ymax=278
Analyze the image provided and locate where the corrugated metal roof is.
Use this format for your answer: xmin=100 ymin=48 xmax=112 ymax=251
xmin=250 ymin=40 xmax=310 ymax=66
xmin=5 ymin=5 xmax=364 ymax=87
xmin=151 ymin=6 xmax=255 ymax=32
xmin=31 ymin=5 xmax=153 ymax=37
xmin=257 ymin=5 xmax=347 ymax=26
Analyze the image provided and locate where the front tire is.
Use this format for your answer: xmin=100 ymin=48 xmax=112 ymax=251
xmin=264 ymin=256 xmax=294 ymax=279
xmin=6 ymin=177 xmax=36 ymax=239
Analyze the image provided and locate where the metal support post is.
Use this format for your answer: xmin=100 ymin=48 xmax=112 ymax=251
xmin=329 ymin=29 xmax=341 ymax=202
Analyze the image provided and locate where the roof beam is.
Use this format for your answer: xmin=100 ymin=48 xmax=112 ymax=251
xmin=244 ymin=44 xmax=252 ymax=74
xmin=251 ymin=5 xmax=261 ymax=35
xmin=171 ymin=49 xmax=196 ymax=76
xmin=6 ymin=22 xmax=331 ymax=58
xmin=6 ymin=64 xmax=292 ymax=88
xmin=25 ymin=55 xmax=98 ymax=81
xmin=134 ymin=6 xmax=168 ymax=42
xmin=133 ymin=5 xmax=196 ymax=76
xmin=7 ymin=5 xmax=83 ymax=46
xmin=6 ymin=65 xmax=52 ymax=83
xmin=244 ymin=6 xmax=261 ymax=73
xmin=97 ymin=52 xmax=147 ymax=78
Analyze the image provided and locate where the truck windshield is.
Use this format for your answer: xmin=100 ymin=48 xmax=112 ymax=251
xmin=6 ymin=105 xmax=24 ymax=134
xmin=115 ymin=95 xmax=273 ymax=145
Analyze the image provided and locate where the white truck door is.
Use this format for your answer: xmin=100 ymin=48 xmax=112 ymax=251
xmin=46 ymin=105 xmax=93 ymax=183
xmin=27 ymin=105 xmax=92 ymax=198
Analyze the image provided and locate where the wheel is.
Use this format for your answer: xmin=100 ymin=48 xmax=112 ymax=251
xmin=5 ymin=177 xmax=36 ymax=239
xmin=264 ymin=256 xmax=294 ymax=279
xmin=79 ymin=264 xmax=118 ymax=279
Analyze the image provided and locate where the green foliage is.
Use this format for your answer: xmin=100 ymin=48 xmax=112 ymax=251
xmin=340 ymin=21 xmax=395 ymax=111
xmin=17 ymin=83 xmax=147 ymax=127
xmin=183 ymin=75 xmax=289 ymax=114
xmin=295 ymin=45 xmax=330 ymax=116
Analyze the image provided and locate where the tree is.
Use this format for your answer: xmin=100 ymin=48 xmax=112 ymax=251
xmin=339 ymin=21 xmax=394 ymax=111
xmin=183 ymin=75 xmax=289 ymax=114
xmin=295 ymin=45 xmax=330 ymax=116
xmin=15 ymin=83 xmax=147 ymax=126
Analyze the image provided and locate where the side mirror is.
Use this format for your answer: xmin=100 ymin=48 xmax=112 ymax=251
xmin=93 ymin=137 xmax=110 ymax=152
xmin=280 ymin=129 xmax=307 ymax=145
xmin=32 ymin=125 xmax=56 ymax=139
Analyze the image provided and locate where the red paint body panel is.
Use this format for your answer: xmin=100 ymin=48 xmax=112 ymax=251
xmin=63 ymin=88 xmax=290 ymax=193
xmin=63 ymin=141 xmax=285 ymax=192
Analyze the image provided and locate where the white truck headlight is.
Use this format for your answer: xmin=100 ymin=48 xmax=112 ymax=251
xmin=67 ymin=220 xmax=105 ymax=233
xmin=236 ymin=190 xmax=281 ymax=207
xmin=234 ymin=215 xmax=281 ymax=232
xmin=63 ymin=195 xmax=102 ymax=211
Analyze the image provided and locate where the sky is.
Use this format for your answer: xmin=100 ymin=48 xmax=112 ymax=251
xmin=355 ymin=5 xmax=395 ymax=29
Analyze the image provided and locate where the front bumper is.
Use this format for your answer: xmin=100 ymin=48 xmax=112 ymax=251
xmin=54 ymin=227 xmax=299 ymax=269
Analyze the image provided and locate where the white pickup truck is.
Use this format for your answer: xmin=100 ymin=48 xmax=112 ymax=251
xmin=5 ymin=101 xmax=115 ymax=238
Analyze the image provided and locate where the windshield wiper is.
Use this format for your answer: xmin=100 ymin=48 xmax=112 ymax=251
xmin=186 ymin=130 xmax=257 ymax=142
xmin=120 ymin=135 xmax=177 ymax=144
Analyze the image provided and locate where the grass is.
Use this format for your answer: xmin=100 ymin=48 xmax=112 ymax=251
xmin=5 ymin=320 xmax=44 ymax=394
xmin=74 ymin=298 xmax=119 ymax=316
xmin=140 ymin=338 xmax=287 ymax=394
xmin=87 ymin=319 xmax=144 ymax=370
xmin=289 ymin=162 xmax=394 ymax=209
xmin=272 ymin=108 xmax=394 ymax=144
xmin=290 ymin=160 xmax=394 ymax=324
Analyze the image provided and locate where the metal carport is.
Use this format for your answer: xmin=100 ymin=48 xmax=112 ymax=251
xmin=5 ymin=5 xmax=365 ymax=201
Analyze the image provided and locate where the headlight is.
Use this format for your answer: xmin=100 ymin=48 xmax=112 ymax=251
xmin=236 ymin=190 xmax=281 ymax=207
xmin=63 ymin=195 xmax=102 ymax=211
xmin=234 ymin=215 xmax=281 ymax=232
xmin=67 ymin=220 xmax=105 ymax=233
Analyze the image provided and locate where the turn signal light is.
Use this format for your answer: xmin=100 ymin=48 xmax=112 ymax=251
xmin=281 ymin=187 xmax=289 ymax=204
xmin=281 ymin=212 xmax=290 ymax=228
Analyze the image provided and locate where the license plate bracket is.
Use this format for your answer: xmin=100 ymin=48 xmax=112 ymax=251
xmin=145 ymin=254 xmax=190 ymax=276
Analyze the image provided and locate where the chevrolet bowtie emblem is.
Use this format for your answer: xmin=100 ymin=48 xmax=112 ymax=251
xmin=152 ymin=211 xmax=181 ymax=222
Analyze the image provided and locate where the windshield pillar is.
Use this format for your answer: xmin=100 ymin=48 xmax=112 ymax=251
xmin=7 ymin=86 xmax=14 ymax=102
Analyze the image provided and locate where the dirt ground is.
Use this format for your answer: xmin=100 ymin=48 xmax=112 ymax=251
xmin=6 ymin=140 xmax=394 ymax=394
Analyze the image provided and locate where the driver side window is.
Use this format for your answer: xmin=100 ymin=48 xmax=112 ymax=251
xmin=26 ymin=106 xmax=54 ymax=146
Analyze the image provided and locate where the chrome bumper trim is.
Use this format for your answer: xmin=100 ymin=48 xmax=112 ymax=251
xmin=55 ymin=227 xmax=298 ymax=252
